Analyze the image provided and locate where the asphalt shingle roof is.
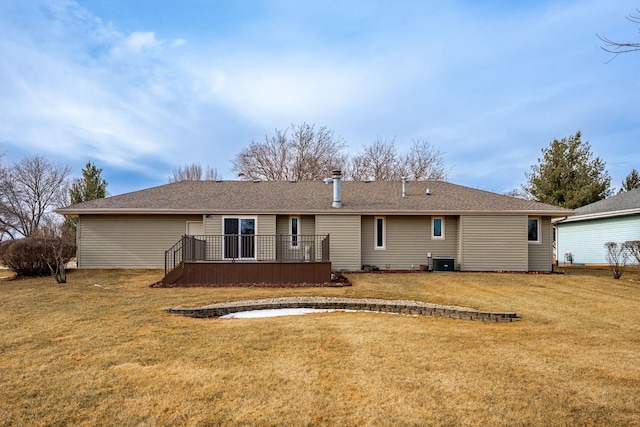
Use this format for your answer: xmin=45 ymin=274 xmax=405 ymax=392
xmin=57 ymin=180 xmax=573 ymax=216
xmin=574 ymin=188 xmax=640 ymax=216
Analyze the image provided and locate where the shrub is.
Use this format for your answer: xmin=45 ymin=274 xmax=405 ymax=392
xmin=604 ymin=242 xmax=628 ymax=279
xmin=0 ymin=236 xmax=76 ymax=281
xmin=624 ymin=240 xmax=640 ymax=281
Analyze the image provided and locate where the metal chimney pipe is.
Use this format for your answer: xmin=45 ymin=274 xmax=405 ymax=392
xmin=402 ymin=176 xmax=407 ymax=197
xmin=332 ymin=169 xmax=342 ymax=208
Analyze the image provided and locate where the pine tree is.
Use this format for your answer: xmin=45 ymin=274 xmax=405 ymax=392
xmin=65 ymin=162 xmax=107 ymax=231
xmin=69 ymin=162 xmax=108 ymax=204
xmin=619 ymin=169 xmax=640 ymax=193
xmin=523 ymin=131 xmax=612 ymax=209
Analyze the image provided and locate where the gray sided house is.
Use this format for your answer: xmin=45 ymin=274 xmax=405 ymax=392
xmin=556 ymin=188 xmax=640 ymax=265
xmin=57 ymin=175 xmax=573 ymax=284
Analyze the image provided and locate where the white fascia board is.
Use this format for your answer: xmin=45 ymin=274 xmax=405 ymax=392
xmin=555 ymin=208 xmax=640 ymax=224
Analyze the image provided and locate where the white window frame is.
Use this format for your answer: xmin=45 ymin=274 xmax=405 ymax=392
xmin=528 ymin=217 xmax=540 ymax=244
xmin=431 ymin=217 xmax=445 ymax=240
xmin=289 ymin=216 xmax=300 ymax=249
xmin=222 ymin=216 xmax=258 ymax=260
xmin=374 ymin=216 xmax=386 ymax=250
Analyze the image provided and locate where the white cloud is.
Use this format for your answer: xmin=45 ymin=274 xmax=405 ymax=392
xmin=0 ymin=0 xmax=638 ymax=195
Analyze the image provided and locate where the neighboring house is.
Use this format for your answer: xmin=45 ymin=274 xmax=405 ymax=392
xmin=555 ymin=188 xmax=640 ymax=265
xmin=57 ymin=172 xmax=573 ymax=277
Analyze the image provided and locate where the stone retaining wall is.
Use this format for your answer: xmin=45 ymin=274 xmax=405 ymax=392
xmin=165 ymin=297 xmax=521 ymax=322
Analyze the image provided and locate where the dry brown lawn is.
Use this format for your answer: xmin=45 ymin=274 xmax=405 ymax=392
xmin=1 ymin=268 xmax=639 ymax=426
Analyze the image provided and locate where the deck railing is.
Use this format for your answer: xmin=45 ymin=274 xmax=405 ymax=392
xmin=165 ymin=234 xmax=330 ymax=274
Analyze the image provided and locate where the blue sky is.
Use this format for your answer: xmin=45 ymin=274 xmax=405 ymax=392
xmin=1 ymin=0 xmax=638 ymax=196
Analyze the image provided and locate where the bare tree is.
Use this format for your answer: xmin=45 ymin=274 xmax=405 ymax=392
xmin=169 ymin=163 xmax=222 ymax=183
xmin=504 ymin=188 xmax=530 ymax=199
xmin=289 ymin=124 xmax=348 ymax=181
xmin=598 ymin=9 xmax=640 ymax=61
xmin=624 ymin=240 xmax=640 ymax=281
xmin=400 ymin=139 xmax=448 ymax=181
xmin=346 ymin=137 xmax=448 ymax=181
xmin=347 ymin=137 xmax=399 ymax=181
xmin=33 ymin=224 xmax=76 ymax=283
xmin=232 ymin=123 xmax=347 ymax=181
xmin=604 ymin=242 xmax=629 ymax=279
xmin=0 ymin=155 xmax=71 ymax=238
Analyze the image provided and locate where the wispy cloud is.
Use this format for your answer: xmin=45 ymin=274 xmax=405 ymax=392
xmin=0 ymin=0 xmax=637 ymax=194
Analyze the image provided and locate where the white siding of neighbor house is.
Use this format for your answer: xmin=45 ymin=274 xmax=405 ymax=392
xmin=528 ymin=216 xmax=553 ymax=272
xmin=316 ymin=215 xmax=361 ymax=271
xmin=77 ymin=214 xmax=203 ymax=268
xmin=360 ymin=215 xmax=458 ymax=270
xmin=459 ymin=215 xmax=528 ymax=271
xmin=556 ymin=214 xmax=640 ymax=264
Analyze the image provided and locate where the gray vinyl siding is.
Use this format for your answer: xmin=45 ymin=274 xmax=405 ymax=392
xmin=276 ymin=215 xmax=316 ymax=236
xmin=457 ymin=217 xmax=463 ymax=266
xmin=203 ymin=214 xmax=275 ymax=235
xmin=556 ymin=214 xmax=640 ymax=264
xmin=258 ymin=215 xmax=276 ymax=235
xmin=459 ymin=215 xmax=528 ymax=271
xmin=204 ymin=215 xmax=221 ymax=235
xmin=528 ymin=216 xmax=553 ymax=272
xmin=316 ymin=215 xmax=361 ymax=271
xmin=361 ymin=216 xmax=458 ymax=270
xmin=203 ymin=214 xmax=275 ymax=260
xmin=77 ymin=214 xmax=202 ymax=268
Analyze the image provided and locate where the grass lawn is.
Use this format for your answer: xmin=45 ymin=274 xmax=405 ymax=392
xmin=1 ymin=268 xmax=639 ymax=426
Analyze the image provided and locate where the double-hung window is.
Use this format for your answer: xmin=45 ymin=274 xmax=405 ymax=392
xmin=374 ymin=216 xmax=385 ymax=250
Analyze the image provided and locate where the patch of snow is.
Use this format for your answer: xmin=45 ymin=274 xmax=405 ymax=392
xmin=221 ymin=308 xmax=359 ymax=319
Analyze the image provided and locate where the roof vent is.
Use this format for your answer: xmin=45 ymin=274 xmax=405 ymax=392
xmin=426 ymin=188 xmax=431 ymax=196
xmin=323 ymin=178 xmax=333 ymax=184
xmin=253 ymin=179 xmax=261 ymax=183
xmin=331 ymin=169 xmax=342 ymax=208
xmin=402 ymin=177 xmax=408 ymax=197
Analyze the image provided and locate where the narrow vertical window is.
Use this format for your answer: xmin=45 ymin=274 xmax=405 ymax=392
xmin=432 ymin=217 xmax=444 ymax=239
xmin=528 ymin=218 xmax=540 ymax=243
xmin=375 ymin=217 xmax=385 ymax=249
xmin=290 ymin=216 xmax=300 ymax=248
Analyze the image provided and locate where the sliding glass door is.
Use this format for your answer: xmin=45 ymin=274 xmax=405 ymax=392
xmin=224 ymin=218 xmax=256 ymax=259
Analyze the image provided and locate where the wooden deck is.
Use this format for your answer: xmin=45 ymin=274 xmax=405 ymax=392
xmin=161 ymin=261 xmax=332 ymax=286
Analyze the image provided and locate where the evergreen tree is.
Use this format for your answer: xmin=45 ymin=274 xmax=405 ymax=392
xmin=619 ymin=169 xmax=640 ymax=193
xmin=523 ymin=131 xmax=612 ymax=209
xmin=69 ymin=162 xmax=108 ymax=204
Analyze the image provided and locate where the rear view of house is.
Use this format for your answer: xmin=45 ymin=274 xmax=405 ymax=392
xmin=57 ymin=173 xmax=573 ymax=284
